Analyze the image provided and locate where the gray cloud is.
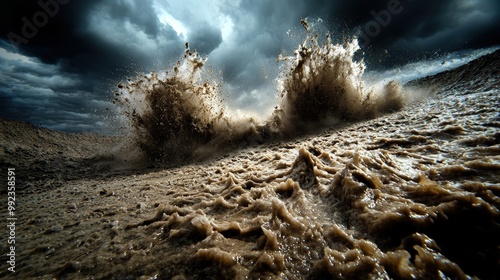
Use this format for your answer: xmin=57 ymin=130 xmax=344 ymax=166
xmin=0 ymin=53 xmax=113 ymax=133
xmin=187 ymin=24 xmax=222 ymax=55
xmin=0 ymin=0 xmax=186 ymax=133
xmin=98 ymin=0 xmax=162 ymax=39
xmin=327 ymin=0 xmax=500 ymax=68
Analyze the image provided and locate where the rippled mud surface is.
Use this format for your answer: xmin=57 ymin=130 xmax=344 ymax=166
xmin=1 ymin=84 xmax=498 ymax=279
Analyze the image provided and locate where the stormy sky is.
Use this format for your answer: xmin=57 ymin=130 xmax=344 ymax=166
xmin=1 ymin=0 xmax=499 ymax=133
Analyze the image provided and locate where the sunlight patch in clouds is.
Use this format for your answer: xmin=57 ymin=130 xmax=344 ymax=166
xmin=157 ymin=10 xmax=188 ymax=40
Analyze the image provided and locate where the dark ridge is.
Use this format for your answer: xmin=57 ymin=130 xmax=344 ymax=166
xmin=406 ymin=49 xmax=500 ymax=91
xmin=0 ymin=118 xmax=122 ymax=191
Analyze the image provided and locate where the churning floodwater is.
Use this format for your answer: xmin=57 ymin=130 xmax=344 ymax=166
xmin=1 ymin=20 xmax=498 ymax=280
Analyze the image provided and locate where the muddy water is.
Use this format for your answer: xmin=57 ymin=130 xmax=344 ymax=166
xmin=3 ymin=85 xmax=498 ymax=279
xmin=2 ymin=20 xmax=499 ymax=279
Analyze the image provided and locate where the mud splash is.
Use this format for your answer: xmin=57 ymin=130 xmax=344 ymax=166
xmin=114 ymin=20 xmax=405 ymax=163
xmin=114 ymin=44 xmax=265 ymax=163
xmin=273 ymin=31 xmax=404 ymax=134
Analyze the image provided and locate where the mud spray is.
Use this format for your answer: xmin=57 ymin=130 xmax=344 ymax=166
xmin=114 ymin=19 xmax=405 ymax=164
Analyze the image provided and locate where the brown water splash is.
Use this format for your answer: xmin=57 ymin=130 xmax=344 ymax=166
xmin=114 ymin=20 xmax=406 ymax=163
xmin=114 ymin=45 xmax=265 ymax=162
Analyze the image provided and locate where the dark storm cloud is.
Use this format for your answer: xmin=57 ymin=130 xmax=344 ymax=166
xmin=1 ymin=0 xmax=183 ymax=78
xmin=188 ymin=24 xmax=222 ymax=55
xmin=0 ymin=53 xmax=111 ymax=133
xmin=0 ymin=0 xmax=499 ymax=132
xmin=0 ymin=0 xmax=184 ymax=132
xmin=394 ymin=0 xmax=500 ymax=50
xmin=97 ymin=0 xmax=162 ymax=38
xmin=324 ymin=0 xmax=500 ymax=67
